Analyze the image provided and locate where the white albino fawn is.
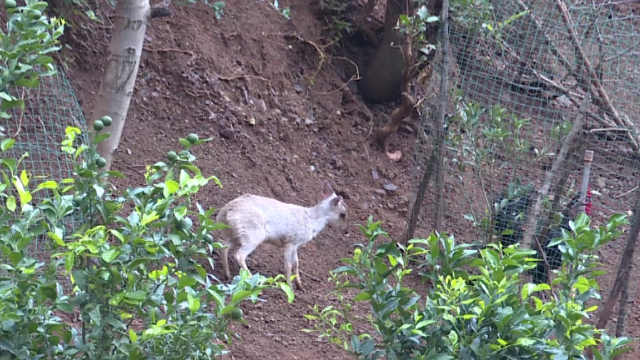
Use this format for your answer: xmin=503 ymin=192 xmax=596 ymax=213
xmin=216 ymin=185 xmax=347 ymax=290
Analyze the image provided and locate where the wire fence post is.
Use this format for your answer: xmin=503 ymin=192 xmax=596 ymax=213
xmin=404 ymin=0 xmax=449 ymax=241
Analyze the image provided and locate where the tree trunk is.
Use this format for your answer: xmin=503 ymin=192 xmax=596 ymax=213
xmin=91 ymin=0 xmax=151 ymax=170
xmin=359 ymin=0 xmax=406 ymax=103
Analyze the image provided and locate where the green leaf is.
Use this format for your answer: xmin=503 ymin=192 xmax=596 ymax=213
xmin=48 ymin=229 xmax=65 ymax=246
xmin=20 ymin=169 xmax=29 ymax=187
xmin=110 ymin=229 xmax=125 ymax=243
xmin=35 ymin=180 xmax=58 ymax=191
xmin=93 ymin=132 xmax=110 ymax=144
xmin=278 ymin=282 xmax=295 ymax=303
xmin=572 ymin=276 xmax=591 ymax=295
xmin=0 ymin=92 xmax=13 ymax=101
xmin=164 ymin=179 xmax=179 ymax=197
xmin=101 ymin=248 xmax=120 ymax=263
xmin=141 ymin=211 xmax=159 ymax=226
xmin=230 ymin=290 xmax=253 ymax=307
xmin=93 ymin=183 xmax=104 ymax=198
xmin=125 ymin=290 xmax=147 ymax=304
xmin=354 ymin=291 xmax=372 ymax=302
xmin=187 ymin=293 xmax=200 ymax=313
xmin=129 ymin=329 xmax=138 ymax=343
xmin=12 ymin=175 xmax=32 ymax=207
xmin=149 ymin=266 xmax=168 ymax=281
xmin=1 ymin=138 xmax=15 ymax=152
xmin=6 ymin=195 xmax=16 ymax=212
xmin=516 ymin=337 xmax=535 ymax=346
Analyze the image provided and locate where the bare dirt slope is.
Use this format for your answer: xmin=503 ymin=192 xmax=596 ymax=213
xmin=65 ymin=1 xmax=418 ymax=358
xmin=62 ymin=0 xmax=639 ymax=358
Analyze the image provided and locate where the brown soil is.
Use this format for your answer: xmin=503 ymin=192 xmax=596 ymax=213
xmin=60 ymin=0 xmax=639 ymax=359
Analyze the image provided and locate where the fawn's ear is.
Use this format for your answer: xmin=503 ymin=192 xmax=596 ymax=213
xmin=330 ymin=196 xmax=341 ymax=207
xmin=322 ymin=182 xmax=335 ymax=198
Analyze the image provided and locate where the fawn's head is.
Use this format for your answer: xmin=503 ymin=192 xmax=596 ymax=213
xmin=321 ymin=183 xmax=348 ymax=231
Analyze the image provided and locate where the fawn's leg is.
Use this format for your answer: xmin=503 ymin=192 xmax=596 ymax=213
xmin=216 ymin=229 xmax=232 ymax=280
xmin=221 ymin=244 xmax=231 ymax=279
xmin=284 ymin=244 xmax=303 ymax=290
xmin=283 ymin=244 xmax=297 ymax=289
xmin=292 ymin=246 xmax=303 ymax=290
xmin=234 ymin=229 xmax=263 ymax=275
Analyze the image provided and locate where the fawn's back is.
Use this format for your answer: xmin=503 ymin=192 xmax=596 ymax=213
xmin=217 ymin=194 xmax=314 ymax=247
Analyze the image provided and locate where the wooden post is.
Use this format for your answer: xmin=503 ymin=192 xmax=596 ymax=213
xmin=433 ymin=0 xmax=449 ymax=231
xmin=579 ymin=150 xmax=593 ymax=213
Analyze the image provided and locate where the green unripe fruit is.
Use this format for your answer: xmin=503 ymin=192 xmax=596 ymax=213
xmin=228 ymin=308 xmax=243 ymax=320
xmin=167 ymin=151 xmax=178 ymax=162
xmin=186 ymin=133 xmax=199 ymax=144
xmin=93 ymin=120 xmax=104 ymax=131
xmin=95 ymin=157 xmax=107 ymax=168
xmin=5 ymin=0 xmax=17 ymax=8
xmin=100 ymin=115 xmax=113 ymax=127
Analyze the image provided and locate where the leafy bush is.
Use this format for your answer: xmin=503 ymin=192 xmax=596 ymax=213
xmin=305 ymin=216 xmax=632 ymax=359
xmin=0 ymin=128 xmax=292 ymax=359
xmin=1 ymin=0 xmax=64 ymax=119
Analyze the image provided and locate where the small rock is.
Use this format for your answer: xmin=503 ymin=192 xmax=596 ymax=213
xmin=257 ymin=99 xmax=267 ymax=112
xmin=383 ymin=183 xmax=398 ymax=192
xmin=330 ymin=157 xmax=343 ymax=169
xmin=371 ymin=168 xmax=380 ymax=181
xmin=294 ymin=84 xmax=304 ymax=93
xmin=247 ymin=117 xmax=256 ymax=126
xmin=555 ymin=95 xmax=572 ymax=107
xmin=374 ymin=189 xmax=387 ymax=196
xmin=219 ymin=129 xmax=234 ymax=139
xmin=304 ymin=117 xmax=314 ymax=125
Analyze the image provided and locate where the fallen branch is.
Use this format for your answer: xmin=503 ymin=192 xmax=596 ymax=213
xmin=311 ymin=56 xmax=361 ymax=95
xmin=12 ymin=88 xmax=26 ymax=138
xmin=217 ymin=73 xmax=270 ymax=82
xmin=142 ymin=47 xmax=196 ymax=64
xmin=614 ymin=185 xmax=639 ymax=199
xmin=589 ymin=127 xmax=631 ymax=134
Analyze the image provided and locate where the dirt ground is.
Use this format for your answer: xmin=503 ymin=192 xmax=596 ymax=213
xmin=60 ymin=0 xmax=639 ymax=359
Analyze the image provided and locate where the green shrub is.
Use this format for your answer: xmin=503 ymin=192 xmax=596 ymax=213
xmin=0 ymin=129 xmax=292 ymax=359
xmin=305 ymin=216 xmax=632 ymax=359
xmin=1 ymin=0 xmax=64 ymax=119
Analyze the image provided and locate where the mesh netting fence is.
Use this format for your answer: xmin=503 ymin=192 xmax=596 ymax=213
xmin=413 ymin=0 xmax=640 ymax=286
xmin=1 ymin=69 xmax=88 ymax=257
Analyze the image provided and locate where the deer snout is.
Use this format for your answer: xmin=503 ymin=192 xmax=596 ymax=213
xmin=338 ymin=212 xmax=349 ymax=234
